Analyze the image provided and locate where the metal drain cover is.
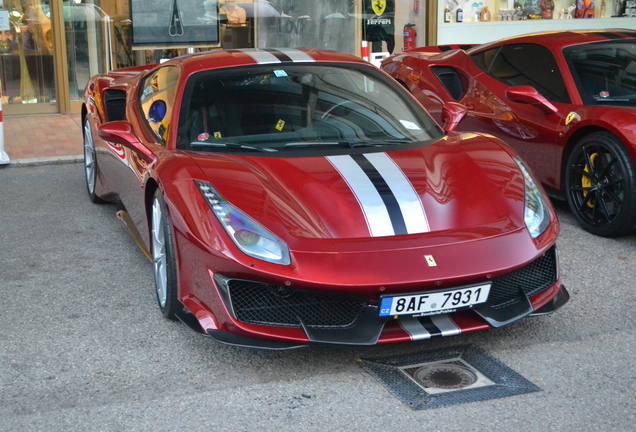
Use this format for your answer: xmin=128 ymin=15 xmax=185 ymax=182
xmin=358 ymin=344 xmax=540 ymax=410
xmin=415 ymin=364 xmax=477 ymax=389
xmin=400 ymin=358 xmax=495 ymax=395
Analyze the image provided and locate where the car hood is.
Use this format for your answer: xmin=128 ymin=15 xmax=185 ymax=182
xmin=188 ymin=133 xmax=526 ymax=245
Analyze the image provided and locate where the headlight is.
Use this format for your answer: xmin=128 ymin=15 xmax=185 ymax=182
xmin=514 ymin=156 xmax=550 ymax=239
xmin=196 ymin=181 xmax=291 ymax=265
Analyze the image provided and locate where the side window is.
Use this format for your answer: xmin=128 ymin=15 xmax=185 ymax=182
xmin=139 ymin=66 xmax=180 ymax=145
xmin=470 ymin=44 xmax=570 ymax=104
xmin=470 ymin=47 xmax=499 ymax=73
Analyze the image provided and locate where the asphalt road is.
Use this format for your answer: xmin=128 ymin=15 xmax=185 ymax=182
xmin=1 ymin=163 xmax=634 ymax=432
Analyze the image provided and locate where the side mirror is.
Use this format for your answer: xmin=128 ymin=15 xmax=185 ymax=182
xmin=441 ymin=102 xmax=468 ymax=132
xmin=98 ymin=121 xmax=155 ymax=162
xmin=505 ymin=85 xmax=558 ymax=114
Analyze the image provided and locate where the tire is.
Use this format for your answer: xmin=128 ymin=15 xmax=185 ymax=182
xmin=151 ymin=189 xmax=182 ymax=320
xmin=83 ymin=119 xmax=105 ymax=203
xmin=565 ymin=132 xmax=636 ymax=237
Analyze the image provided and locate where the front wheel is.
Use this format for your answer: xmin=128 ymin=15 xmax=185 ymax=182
xmin=565 ymin=132 xmax=636 ymax=237
xmin=151 ymin=189 xmax=182 ymax=319
xmin=83 ymin=119 xmax=105 ymax=203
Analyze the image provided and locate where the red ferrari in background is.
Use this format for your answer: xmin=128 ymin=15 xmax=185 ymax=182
xmin=82 ymin=48 xmax=567 ymax=349
xmin=382 ymin=29 xmax=636 ymax=237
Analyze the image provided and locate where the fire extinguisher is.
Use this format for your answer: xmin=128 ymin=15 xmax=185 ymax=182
xmin=404 ymin=24 xmax=416 ymax=51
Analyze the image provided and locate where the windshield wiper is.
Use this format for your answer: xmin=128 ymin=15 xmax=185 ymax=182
xmin=357 ymin=139 xmax=411 ymax=146
xmin=284 ymin=139 xmax=411 ymax=149
xmin=284 ymin=141 xmax=354 ymax=148
xmin=190 ymin=142 xmax=277 ymax=152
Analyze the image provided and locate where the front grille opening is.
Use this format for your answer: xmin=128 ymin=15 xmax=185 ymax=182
xmin=225 ymin=246 xmax=556 ymax=328
xmin=487 ymin=246 xmax=558 ymax=309
xmin=227 ymin=280 xmax=367 ymax=329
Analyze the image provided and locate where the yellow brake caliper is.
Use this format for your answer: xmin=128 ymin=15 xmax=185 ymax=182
xmin=582 ymin=153 xmax=598 ymax=208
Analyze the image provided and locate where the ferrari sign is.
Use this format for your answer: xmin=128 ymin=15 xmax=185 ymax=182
xmin=372 ymin=0 xmax=386 ymax=15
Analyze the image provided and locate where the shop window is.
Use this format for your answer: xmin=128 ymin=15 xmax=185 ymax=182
xmin=470 ymin=43 xmax=570 ymax=104
xmin=139 ymin=66 xmax=180 ymax=145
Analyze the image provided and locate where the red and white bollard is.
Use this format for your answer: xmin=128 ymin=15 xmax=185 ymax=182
xmin=361 ymin=40 xmax=370 ymax=62
xmin=0 ymin=78 xmax=9 ymax=165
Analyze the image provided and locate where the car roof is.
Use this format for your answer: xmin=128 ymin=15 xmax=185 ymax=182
xmin=161 ymin=48 xmax=369 ymax=77
xmin=469 ymin=29 xmax=636 ymax=54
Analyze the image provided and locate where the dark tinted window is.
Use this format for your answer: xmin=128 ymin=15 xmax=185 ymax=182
xmin=470 ymin=44 xmax=570 ymax=104
xmin=470 ymin=47 xmax=499 ymax=72
xmin=176 ymin=64 xmax=443 ymax=153
xmin=565 ymin=40 xmax=636 ymax=106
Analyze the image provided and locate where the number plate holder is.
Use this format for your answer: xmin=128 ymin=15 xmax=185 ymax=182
xmin=379 ymin=283 xmax=492 ymax=317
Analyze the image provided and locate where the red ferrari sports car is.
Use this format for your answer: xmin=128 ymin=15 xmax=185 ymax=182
xmin=382 ymin=29 xmax=636 ymax=237
xmin=82 ymin=48 xmax=568 ymax=348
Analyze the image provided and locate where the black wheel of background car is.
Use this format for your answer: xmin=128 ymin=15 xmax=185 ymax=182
xmin=151 ymin=189 xmax=181 ymax=320
xmin=83 ymin=119 xmax=105 ymax=203
xmin=565 ymin=132 xmax=636 ymax=237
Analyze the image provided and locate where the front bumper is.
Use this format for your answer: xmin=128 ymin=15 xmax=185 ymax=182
xmin=177 ymin=245 xmax=569 ymax=349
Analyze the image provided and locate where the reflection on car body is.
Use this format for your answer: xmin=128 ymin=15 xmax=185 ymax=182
xmin=383 ymin=29 xmax=636 ymax=237
xmin=82 ymin=47 xmax=568 ymax=348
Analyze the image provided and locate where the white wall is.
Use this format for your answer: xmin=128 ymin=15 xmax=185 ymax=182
xmin=437 ymin=17 xmax=636 ymax=45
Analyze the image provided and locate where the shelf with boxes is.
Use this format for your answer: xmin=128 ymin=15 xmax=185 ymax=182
xmin=437 ymin=0 xmax=636 ymax=44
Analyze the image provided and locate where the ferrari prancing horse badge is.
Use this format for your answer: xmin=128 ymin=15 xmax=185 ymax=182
xmin=372 ymin=0 xmax=386 ymax=16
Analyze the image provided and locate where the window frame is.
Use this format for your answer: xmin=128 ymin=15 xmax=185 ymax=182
xmin=138 ymin=65 xmax=181 ymax=145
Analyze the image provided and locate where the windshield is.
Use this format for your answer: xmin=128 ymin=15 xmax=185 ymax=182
xmin=176 ymin=64 xmax=442 ymax=153
xmin=565 ymin=40 xmax=636 ymax=106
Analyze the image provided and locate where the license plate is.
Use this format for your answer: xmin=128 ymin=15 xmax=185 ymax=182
xmin=379 ymin=283 xmax=491 ymax=317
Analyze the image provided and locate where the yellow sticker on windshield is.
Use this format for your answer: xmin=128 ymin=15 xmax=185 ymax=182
xmin=275 ymin=120 xmax=285 ymax=131
xmin=214 ymin=131 xmax=222 ymax=138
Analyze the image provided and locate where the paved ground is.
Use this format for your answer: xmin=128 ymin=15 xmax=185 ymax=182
xmin=2 ymin=114 xmax=83 ymax=164
xmin=1 ymin=163 xmax=634 ymax=432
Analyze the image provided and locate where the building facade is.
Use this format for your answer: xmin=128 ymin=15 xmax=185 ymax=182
xmin=0 ymin=0 xmax=634 ymax=116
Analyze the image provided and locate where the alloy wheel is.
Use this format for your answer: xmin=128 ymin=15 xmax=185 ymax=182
xmin=152 ymin=197 xmax=168 ymax=308
xmin=83 ymin=121 xmax=96 ymax=194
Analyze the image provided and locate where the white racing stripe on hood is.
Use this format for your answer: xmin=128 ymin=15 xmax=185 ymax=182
xmin=327 ymin=154 xmax=395 ymax=237
xmin=327 ymin=153 xmax=430 ymax=237
xmin=364 ymin=152 xmax=430 ymax=234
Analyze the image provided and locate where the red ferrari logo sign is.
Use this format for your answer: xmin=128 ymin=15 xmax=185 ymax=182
xmin=372 ymin=0 xmax=386 ymax=16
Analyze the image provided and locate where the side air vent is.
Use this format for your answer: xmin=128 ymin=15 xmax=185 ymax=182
xmin=103 ymin=89 xmax=127 ymax=121
xmin=431 ymin=66 xmax=467 ymax=101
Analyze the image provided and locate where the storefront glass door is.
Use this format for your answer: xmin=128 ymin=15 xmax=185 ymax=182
xmin=64 ymin=0 xmax=110 ymax=105
xmin=1 ymin=0 xmax=58 ymax=114
xmin=1 ymin=0 xmax=114 ymax=115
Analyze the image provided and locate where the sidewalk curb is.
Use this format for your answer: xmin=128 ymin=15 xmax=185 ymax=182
xmin=3 ymin=155 xmax=83 ymax=168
